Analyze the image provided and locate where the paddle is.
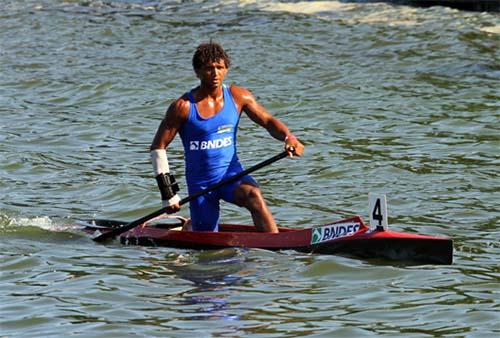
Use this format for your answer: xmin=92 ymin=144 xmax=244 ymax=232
xmin=93 ymin=150 xmax=290 ymax=242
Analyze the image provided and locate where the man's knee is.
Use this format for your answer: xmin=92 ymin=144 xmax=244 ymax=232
xmin=247 ymin=185 xmax=262 ymax=198
xmin=235 ymin=183 xmax=263 ymax=208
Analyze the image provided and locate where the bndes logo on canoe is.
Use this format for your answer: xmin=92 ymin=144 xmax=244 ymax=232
xmin=311 ymin=222 xmax=360 ymax=244
xmin=190 ymin=137 xmax=232 ymax=151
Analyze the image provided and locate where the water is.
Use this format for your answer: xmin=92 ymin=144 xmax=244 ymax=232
xmin=1 ymin=0 xmax=499 ymax=337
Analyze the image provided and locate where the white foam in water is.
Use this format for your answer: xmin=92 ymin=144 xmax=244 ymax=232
xmin=0 ymin=212 xmax=88 ymax=232
xmin=481 ymin=25 xmax=500 ymax=34
xmin=256 ymin=0 xmax=357 ymax=14
xmin=6 ymin=215 xmax=75 ymax=233
xmin=252 ymin=0 xmax=448 ymax=27
xmin=8 ymin=216 xmax=55 ymax=230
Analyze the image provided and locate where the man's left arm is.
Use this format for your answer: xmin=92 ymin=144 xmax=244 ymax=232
xmin=233 ymin=86 xmax=304 ymax=157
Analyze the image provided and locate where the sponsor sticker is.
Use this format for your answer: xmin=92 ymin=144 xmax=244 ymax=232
xmin=311 ymin=222 xmax=360 ymax=245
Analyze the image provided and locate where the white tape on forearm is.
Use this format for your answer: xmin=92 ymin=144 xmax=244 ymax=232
xmin=162 ymin=194 xmax=181 ymax=207
xmin=151 ymin=149 xmax=170 ymax=176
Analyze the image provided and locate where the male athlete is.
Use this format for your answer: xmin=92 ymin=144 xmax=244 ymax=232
xmin=150 ymin=42 xmax=304 ymax=233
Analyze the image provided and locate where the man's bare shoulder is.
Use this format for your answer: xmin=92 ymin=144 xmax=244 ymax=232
xmin=167 ymin=93 xmax=190 ymax=120
xmin=228 ymin=84 xmax=255 ymax=106
xmin=229 ymin=84 xmax=252 ymax=98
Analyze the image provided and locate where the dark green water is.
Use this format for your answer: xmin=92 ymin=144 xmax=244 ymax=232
xmin=1 ymin=1 xmax=499 ymax=337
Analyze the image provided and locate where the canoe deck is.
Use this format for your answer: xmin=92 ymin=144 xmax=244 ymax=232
xmin=78 ymin=216 xmax=453 ymax=265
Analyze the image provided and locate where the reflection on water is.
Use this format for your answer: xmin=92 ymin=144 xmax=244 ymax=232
xmin=168 ymin=249 xmax=249 ymax=286
xmin=145 ymin=248 xmax=251 ymax=321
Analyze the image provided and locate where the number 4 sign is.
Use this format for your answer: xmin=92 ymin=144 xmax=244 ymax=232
xmin=369 ymin=193 xmax=388 ymax=231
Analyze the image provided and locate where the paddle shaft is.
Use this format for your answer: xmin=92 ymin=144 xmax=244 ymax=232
xmin=93 ymin=150 xmax=289 ymax=242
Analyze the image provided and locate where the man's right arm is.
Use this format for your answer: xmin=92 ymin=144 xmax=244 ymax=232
xmin=150 ymin=98 xmax=189 ymax=210
xmin=151 ymin=98 xmax=188 ymax=150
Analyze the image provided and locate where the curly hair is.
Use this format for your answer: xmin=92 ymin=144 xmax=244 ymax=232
xmin=192 ymin=42 xmax=231 ymax=70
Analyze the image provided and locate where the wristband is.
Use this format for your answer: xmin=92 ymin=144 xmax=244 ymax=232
xmin=156 ymin=172 xmax=180 ymax=204
xmin=285 ymin=134 xmax=297 ymax=142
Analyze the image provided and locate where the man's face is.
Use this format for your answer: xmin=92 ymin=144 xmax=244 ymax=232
xmin=195 ymin=59 xmax=228 ymax=89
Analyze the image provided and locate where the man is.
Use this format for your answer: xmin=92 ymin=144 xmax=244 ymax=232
xmin=150 ymin=42 xmax=304 ymax=233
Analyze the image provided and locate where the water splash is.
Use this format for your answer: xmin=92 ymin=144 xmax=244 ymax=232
xmin=0 ymin=213 xmax=73 ymax=232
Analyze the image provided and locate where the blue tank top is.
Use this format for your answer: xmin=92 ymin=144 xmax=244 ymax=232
xmin=179 ymin=85 xmax=241 ymax=187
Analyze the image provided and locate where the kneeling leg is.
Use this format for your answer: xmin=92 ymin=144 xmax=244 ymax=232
xmin=234 ymin=182 xmax=278 ymax=233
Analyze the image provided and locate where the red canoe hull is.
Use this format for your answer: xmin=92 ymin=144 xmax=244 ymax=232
xmin=78 ymin=216 xmax=453 ymax=264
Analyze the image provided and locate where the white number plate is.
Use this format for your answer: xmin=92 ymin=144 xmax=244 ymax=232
xmin=369 ymin=193 xmax=388 ymax=230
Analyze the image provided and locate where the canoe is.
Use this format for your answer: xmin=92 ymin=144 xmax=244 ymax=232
xmin=76 ymin=215 xmax=453 ymax=265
